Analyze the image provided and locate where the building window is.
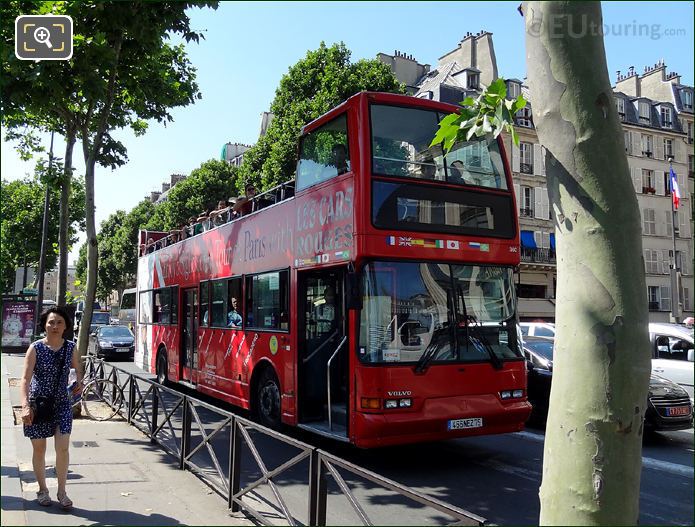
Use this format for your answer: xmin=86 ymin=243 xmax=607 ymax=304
xmin=520 ymin=186 xmax=533 ymax=217
xmin=508 ymin=81 xmax=520 ymax=99
xmin=643 ymin=209 xmax=656 ymax=235
xmin=615 ymin=97 xmax=625 ymax=119
xmin=645 ymin=249 xmax=658 ymax=273
xmin=624 ymin=131 xmax=630 ymax=153
xmin=660 ymin=107 xmax=673 ymax=128
xmin=641 ymin=134 xmax=653 ymax=157
xmin=664 ymin=210 xmax=673 ymax=237
xmin=517 ymin=283 xmax=547 ymax=299
xmin=638 ymin=101 xmax=650 ymax=124
xmin=641 ymin=169 xmax=655 ymax=194
xmin=682 ymin=89 xmax=693 ymax=110
xmin=663 ymin=138 xmax=673 ymax=159
xmin=687 ymin=122 xmax=694 ymax=144
xmin=520 ymin=142 xmax=534 ymax=174
xmin=683 ymin=287 xmax=691 ymax=311
xmin=647 ymin=285 xmax=671 ymax=311
xmin=689 ymin=155 xmax=695 ymax=174
xmin=467 ymin=72 xmax=479 ymax=90
xmin=516 ymin=107 xmax=533 ymax=128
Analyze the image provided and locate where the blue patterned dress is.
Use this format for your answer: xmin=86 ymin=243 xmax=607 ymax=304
xmin=23 ymin=339 xmax=75 ymax=439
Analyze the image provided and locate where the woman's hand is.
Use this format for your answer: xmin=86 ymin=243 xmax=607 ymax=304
xmin=21 ymin=405 xmax=33 ymax=425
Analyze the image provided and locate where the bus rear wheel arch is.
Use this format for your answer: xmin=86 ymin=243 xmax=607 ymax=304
xmin=156 ymin=347 xmax=169 ymax=385
xmin=252 ymin=364 xmax=282 ymax=430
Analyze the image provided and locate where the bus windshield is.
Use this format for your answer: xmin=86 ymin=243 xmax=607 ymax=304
xmin=370 ymin=104 xmax=507 ymax=190
xmin=358 ymin=261 xmax=520 ymax=365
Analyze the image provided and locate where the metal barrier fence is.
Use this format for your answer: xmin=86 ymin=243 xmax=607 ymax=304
xmin=86 ymin=359 xmax=488 ymax=526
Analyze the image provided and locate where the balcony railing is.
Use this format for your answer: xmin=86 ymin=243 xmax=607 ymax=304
xmin=521 ymin=247 xmax=556 ymax=264
xmin=520 ymin=162 xmax=533 ymax=174
xmin=520 ymin=207 xmax=534 ymax=217
xmin=642 ymin=150 xmax=653 ymax=157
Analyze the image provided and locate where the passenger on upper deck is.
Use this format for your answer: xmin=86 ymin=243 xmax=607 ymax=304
xmin=210 ymin=201 xmax=229 ymax=227
xmin=232 ymin=183 xmax=257 ymax=216
xmin=331 ymin=144 xmax=349 ymax=175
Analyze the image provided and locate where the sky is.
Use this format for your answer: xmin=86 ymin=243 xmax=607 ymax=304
xmin=1 ymin=1 xmax=693 ymax=264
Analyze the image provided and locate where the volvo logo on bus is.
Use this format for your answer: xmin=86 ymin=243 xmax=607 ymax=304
xmin=387 ymin=390 xmax=412 ymax=397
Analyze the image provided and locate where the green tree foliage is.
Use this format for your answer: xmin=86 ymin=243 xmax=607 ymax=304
xmin=238 ymin=42 xmax=405 ymax=189
xmin=146 ymin=159 xmax=240 ymax=231
xmin=431 ymin=78 xmax=527 ymax=152
xmin=1 ymin=174 xmax=85 ymax=293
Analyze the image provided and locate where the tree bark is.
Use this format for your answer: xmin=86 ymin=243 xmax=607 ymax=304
xmin=524 ymin=2 xmax=651 ymax=524
xmin=57 ymin=129 xmax=76 ymax=306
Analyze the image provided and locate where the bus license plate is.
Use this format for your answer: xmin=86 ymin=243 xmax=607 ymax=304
xmin=447 ymin=417 xmax=483 ymax=430
xmin=666 ymin=406 xmax=690 ymax=416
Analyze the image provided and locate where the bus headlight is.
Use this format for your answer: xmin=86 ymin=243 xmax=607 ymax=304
xmin=398 ymin=398 xmax=412 ymax=408
xmin=384 ymin=399 xmax=398 ymax=409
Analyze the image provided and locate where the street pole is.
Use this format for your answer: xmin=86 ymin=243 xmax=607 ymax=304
xmin=668 ymin=157 xmax=680 ymax=323
xmin=35 ymin=132 xmax=55 ymax=336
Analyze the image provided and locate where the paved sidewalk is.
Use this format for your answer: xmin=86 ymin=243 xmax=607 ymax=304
xmin=1 ymin=353 xmax=251 ymax=526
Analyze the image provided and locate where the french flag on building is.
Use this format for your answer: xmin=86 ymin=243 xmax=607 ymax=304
xmin=669 ymin=167 xmax=680 ymax=210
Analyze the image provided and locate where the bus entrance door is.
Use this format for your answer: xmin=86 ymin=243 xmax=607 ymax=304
xmin=181 ymin=288 xmax=198 ymax=385
xmin=297 ymin=269 xmax=348 ymax=439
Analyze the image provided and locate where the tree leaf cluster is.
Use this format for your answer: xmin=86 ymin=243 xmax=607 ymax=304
xmin=1 ymin=174 xmax=85 ymax=292
xmin=238 ymin=42 xmax=405 ymax=189
xmin=431 ymin=78 xmax=527 ymax=153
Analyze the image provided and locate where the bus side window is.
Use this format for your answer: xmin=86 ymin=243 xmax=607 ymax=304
xmin=200 ymin=282 xmax=209 ymax=326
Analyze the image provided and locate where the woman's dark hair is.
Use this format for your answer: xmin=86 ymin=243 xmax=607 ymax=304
xmin=39 ymin=306 xmax=73 ymax=333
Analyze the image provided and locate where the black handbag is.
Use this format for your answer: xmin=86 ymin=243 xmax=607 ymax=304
xmin=29 ymin=347 xmax=65 ymax=425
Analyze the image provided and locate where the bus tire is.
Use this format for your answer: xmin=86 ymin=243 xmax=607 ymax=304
xmin=156 ymin=349 xmax=168 ymax=385
xmin=254 ymin=366 xmax=281 ymax=430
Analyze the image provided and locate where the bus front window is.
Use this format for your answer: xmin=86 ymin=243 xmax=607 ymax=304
xmin=358 ymin=262 xmax=520 ymax=365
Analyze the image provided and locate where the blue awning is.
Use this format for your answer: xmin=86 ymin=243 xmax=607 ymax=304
xmin=521 ymin=230 xmax=537 ymax=249
xmin=550 ymin=233 xmax=556 ymax=250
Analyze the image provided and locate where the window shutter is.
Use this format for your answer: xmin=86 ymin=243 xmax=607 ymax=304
xmin=631 ymin=167 xmax=642 ymax=193
xmin=534 ymin=187 xmax=543 ymax=219
xmin=541 ymin=146 xmax=547 ymax=175
xmin=512 ymin=144 xmax=520 ymax=172
xmin=663 ymin=250 xmax=671 ymax=274
xmin=542 ymin=189 xmax=550 ymax=220
xmin=533 ymin=144 xmax=542 ymax=175
xmin=679 ymin=210 xmax=690 ymax=237
xmin=656 ymin=172 xmax=665 ymax=195
xmin=673 ymin=138 xmax=681 ymax=163
xmin=534 ymin=231 xmax=543 ymax=248
xmin=543 ymin=232 xmax=550 ymax=248
xmin=660 ymin=286 xmax=671 ymax=311
xmin=657 ymin=250 xmax=664 ymax=274
xmin=655 ymin=137 xmax=664 ymax=160
xmin=514 ymin=184 xmax=521 ymax=212
xmin=631 ymin=132 xmax=641 ymax=157
xmin=665 ymin=211 xmax=673 ymax=237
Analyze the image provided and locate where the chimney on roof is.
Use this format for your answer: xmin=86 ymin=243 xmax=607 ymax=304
xmin=162 ymin=182 xmax=170 ymax=193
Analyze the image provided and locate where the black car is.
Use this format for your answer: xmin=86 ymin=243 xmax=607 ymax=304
xmin=523 ymin=336 xmax=693 ymax=432
xmin=88 ymin=325 xmax=135 ymax=360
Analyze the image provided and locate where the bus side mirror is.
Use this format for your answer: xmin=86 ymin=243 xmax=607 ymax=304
xmin=345 ymin=270 xmax=362 ymax=310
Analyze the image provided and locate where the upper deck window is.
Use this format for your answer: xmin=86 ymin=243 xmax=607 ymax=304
xmin=297 ymin=114 xmax=350 ymax=191
xmin=370 ymin=104 xmax=508 ymax=190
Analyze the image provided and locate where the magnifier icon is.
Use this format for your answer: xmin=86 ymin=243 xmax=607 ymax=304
xmin=33 ymin=26 xmax=53 ymax=48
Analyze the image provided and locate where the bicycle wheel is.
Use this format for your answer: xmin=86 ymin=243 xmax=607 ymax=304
xmin=81 ymin=379 xmax=124 ymax=421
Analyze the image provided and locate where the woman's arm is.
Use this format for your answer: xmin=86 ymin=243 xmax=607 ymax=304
xmin=20 ymin=345 xmax=37 ymax=424
xmin=71 ymin=347 xmax=84 ymax=395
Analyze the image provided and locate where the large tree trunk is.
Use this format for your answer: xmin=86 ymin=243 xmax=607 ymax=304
xmin=57 ymin=130 xmax=76 ymax=306
xmin=524 ymin=2 xmax=651 ymax=524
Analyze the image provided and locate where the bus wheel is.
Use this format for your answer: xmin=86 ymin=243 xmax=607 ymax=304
xmin=256 ymin=368 xmax=281 ymax=429
xmin=156 ymin=351 xmax=168 ymax=385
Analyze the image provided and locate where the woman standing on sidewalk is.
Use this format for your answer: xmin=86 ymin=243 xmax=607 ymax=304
xmin=19 ymin=306 xmax=82 ymax=509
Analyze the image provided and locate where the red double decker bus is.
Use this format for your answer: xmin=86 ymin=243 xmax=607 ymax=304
xmin=135 ymin=92 xmax=531 ymax=448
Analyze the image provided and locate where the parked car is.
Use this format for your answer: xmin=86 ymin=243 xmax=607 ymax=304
xmin=523 ymin=336 xmax=693 ymax=432
xmin=88 ymin=325 xmax=135 ymax=360
xmin=520 ymin=322 xmax=556 ymax=338
xmin=649 ymin=322 xmax=694 ymax=403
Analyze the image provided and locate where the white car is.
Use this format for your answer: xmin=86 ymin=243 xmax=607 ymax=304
xmin=520 ymin=322 xmax=556 ymax=338
xmin=649 ymin=322 xmax=694 ymax=403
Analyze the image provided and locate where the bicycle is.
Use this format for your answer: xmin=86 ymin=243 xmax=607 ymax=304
xmin=73 ymin=356 xmax=125 ymax=421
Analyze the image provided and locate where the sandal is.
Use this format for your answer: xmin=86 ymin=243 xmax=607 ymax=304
xmin=36 ymin=489 xmax=51 ymax=506
xmin=56 ymin=491 xmax=73 ymax=510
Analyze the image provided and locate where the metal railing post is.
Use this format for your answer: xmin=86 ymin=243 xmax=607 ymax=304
xmin=315 ymin=453 xmax=327 ymax=526
xmin=229 ymin=419 xmax=242 ymax=512
xmin=308 ymin=449 xmax=320 ymax=526
xmin=150 ymin=385 xmax=159 ymax=443
xmin=128 ymin=375 xmax=135 ymax=424
xmin=180 ymin=396 xmax=190 ymax=470
xmin=326 ymin=336 xmax=346 ymax=431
